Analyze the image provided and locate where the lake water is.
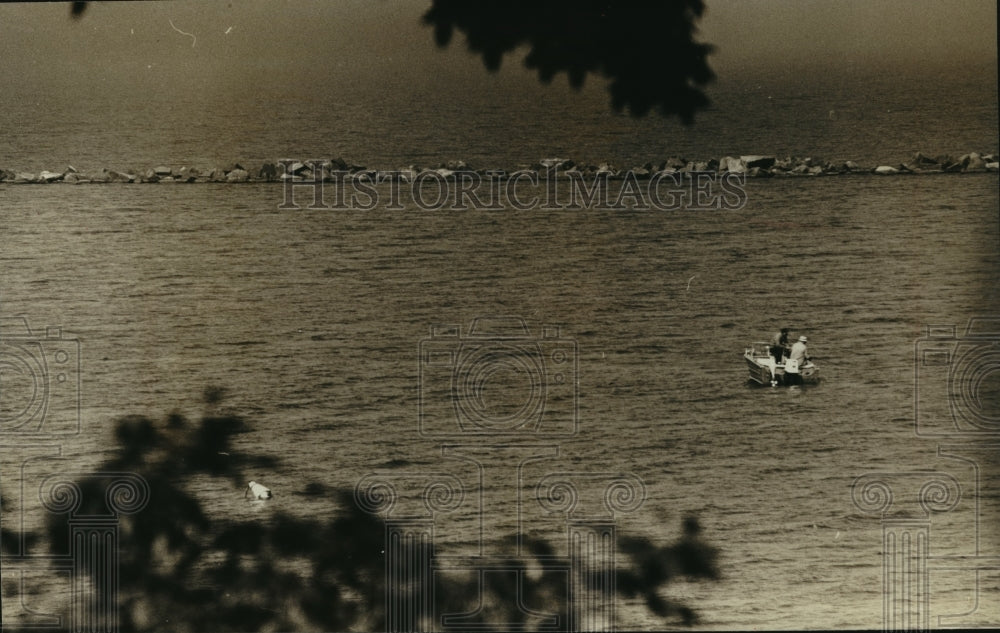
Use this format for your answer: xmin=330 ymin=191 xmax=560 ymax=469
xmin=1 ymin=39 xmax=998 ymax=632
xmin=2 ymin=170 xmax=998 ymax=629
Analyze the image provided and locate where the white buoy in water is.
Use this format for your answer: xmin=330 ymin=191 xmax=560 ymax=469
xmin=245 ymin=481 xmax=272 ymax=500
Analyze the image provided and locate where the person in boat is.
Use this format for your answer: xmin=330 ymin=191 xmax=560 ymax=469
xmin=786 ymin=335 xmax=810 ymax=385
xmin=770 ymin=328 xmax=790 ymax=362
xmin=790 ymin=335 xmax=809 ymax=363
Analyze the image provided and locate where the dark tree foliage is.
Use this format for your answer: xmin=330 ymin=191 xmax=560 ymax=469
xmin=6 ymin=389 xmax=719 ymax=631
xmin=422 ymin=0 xmax=715 ymax=122
xmin=617 ymin=517 xmax=720 ymax=625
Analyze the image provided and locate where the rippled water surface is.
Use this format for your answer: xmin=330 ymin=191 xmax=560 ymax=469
xmin=2 ymin=172 xmax=997 ymax=628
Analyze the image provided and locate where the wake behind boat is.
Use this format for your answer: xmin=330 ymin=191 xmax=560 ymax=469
xmin=744 ymin=341 xmax=819 ymax=386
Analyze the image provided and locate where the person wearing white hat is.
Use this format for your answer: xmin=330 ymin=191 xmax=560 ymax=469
xmin=786 ymin=335 xmax=810 ymax=384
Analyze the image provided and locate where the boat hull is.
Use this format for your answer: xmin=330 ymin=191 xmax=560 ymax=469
xmin=744 ymin=348 xmax=819 ymax=386
xmin=745 ymin=354 xmax=775 ymax=385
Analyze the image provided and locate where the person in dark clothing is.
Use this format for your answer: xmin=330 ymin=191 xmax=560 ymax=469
xmin=770 ymin=328 xmax=790 ymax=363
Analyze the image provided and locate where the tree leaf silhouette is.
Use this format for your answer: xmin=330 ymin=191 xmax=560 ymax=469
xmin=422 ymin=0 xmax=715 ymax=122
xmin=16 ymin=395 xmax=720 ymax=630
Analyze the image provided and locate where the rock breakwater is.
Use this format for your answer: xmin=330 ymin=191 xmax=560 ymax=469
xmin=2 ymin=152 xmax=996 ymax=184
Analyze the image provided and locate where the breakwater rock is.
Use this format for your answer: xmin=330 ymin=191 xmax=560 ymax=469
xmin=2 ymin=152 xmax=996 ymax=185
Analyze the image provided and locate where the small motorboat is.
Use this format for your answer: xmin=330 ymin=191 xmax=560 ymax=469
xmin=744 ymin=341 xmax=818 ymax=386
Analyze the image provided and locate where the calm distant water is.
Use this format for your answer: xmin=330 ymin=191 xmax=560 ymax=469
xmin=1 ymin=61 xmax=996 ymax=172
xmin=1 ymin=54 xmax=998 ymax=630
